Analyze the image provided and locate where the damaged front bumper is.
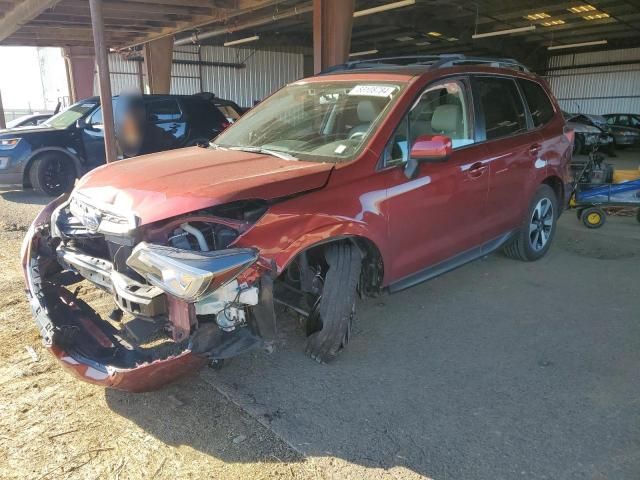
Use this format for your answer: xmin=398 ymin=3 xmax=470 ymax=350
xmin=21 ymin=197 xmax=276 ymax=392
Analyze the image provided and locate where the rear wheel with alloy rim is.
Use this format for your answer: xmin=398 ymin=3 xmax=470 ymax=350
xmin=29 ymin=153 xmax=76 ymax=196
xmin=503 ymin=184 xmax=558 ymax=261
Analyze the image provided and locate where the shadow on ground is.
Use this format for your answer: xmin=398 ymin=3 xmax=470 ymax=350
xmin=1 ymin=189 xmax=51 ymax=206
xmin=104 ymin=375 xmax=303 ymax=465
xmin=106 ymin=217 xmax=640 ymax=479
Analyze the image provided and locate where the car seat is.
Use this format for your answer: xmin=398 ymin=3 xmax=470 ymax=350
xmin=348 ymin=100 xmax=381 ymax=139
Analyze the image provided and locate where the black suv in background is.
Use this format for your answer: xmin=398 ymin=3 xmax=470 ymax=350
xmin=0 ymin=94 xmax=234 ymax=195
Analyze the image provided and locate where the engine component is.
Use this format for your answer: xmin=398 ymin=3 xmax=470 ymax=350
xmin=216 ymin=307 xmax=246 ymax=332
xmin=180 ymin=222 xmax=209 ymax=251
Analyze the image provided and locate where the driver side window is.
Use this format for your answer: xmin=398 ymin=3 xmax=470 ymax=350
xmin=87 ymin=107 xmax=103 ymax=128
xmin=385 ymin=80 xmax=473 ymax=167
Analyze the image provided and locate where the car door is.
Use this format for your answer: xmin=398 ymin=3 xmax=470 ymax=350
xmin=471 ymin=76 xmax=541 ymax=236
xmin=143 ymin=98 xmax=187 ymax=153
xmin=80 ymin=106 xmax=107 ymax=167
xmin=383 ymin=78 xmax=492 ymax=282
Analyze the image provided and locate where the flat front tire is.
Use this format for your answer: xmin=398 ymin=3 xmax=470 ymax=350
xmin=306 ymin=243 xmax=361 ymax=363
xmin=504 ymin=184 xmax=558 ymax=261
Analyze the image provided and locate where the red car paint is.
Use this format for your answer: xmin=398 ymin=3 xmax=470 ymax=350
xmin=74 ymin=147 xmax=334 ymax=226
xmin=23 ymin=64 xmax=571 ymax=391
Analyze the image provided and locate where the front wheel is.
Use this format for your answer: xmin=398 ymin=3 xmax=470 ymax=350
xmin=305 ymin=243 xmax=361 ymax=363
xmin=29 ymin=153 xmax=76 ymax=196
xmin=503 ymin=184 xmax=558 ymax=261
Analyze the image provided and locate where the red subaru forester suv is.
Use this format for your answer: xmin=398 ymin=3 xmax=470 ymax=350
xmin=22 ymin=56 xmax=572 ymax=391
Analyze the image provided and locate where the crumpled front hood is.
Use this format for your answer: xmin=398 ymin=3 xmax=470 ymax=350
xmin=74 ymin=146 xmax=333 ymax=225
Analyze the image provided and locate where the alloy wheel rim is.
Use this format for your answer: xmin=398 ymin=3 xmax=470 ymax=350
xmin=43 ymin=158 xmax=70 ymax=192
xmin=529 ymin=198 xmax=554 ymax=251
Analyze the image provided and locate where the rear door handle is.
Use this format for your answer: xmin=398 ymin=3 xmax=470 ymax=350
xmin=467 ymin=161 xmax=488 ymax=179
xmin=529 ymin=143 xmax=542 ymax=156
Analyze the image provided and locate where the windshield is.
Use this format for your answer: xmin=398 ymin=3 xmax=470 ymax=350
xmin=43 ymin=100 xmax=98 ymax=129
xmin=214 ymin=81 xmax=404 ymax=163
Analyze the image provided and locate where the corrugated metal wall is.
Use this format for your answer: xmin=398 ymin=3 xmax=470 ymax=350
xmin=546 ymin=47 xmax=640 ymax=115
xmin=99 ymin=46 xmax=304 ymax=107
xmin=98 ymin=54 xmax=142 ymax=95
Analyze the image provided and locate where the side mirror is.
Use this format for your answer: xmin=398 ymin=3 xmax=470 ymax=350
xmin=404 ymin=135 xmax=452 ymax=179
xmin=75 ymin=118 xmax=88 ymax=129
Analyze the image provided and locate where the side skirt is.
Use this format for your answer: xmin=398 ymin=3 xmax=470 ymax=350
xmin=387 ymin=231 xmax=516 ymax=294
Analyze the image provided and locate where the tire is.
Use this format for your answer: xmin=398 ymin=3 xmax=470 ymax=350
xmin=29 ymin=153 xmax=76 ymax=196
xmin=305 ymin=243 xmax=361 ymax=363
xmin=581 ymin=207 xmax=606 ymax=229
xmin=503 ymin=184 xmax=558 ymax=261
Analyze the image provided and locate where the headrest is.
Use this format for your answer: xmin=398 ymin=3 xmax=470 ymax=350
xmin=357 ymin=100 xmax=380 ymax=122
xmin=431 ymin=104 xmax=461 ymax=134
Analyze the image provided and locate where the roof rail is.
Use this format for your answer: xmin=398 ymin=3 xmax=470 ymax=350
xmin=322 ymin=54 xmax=529 ymax=74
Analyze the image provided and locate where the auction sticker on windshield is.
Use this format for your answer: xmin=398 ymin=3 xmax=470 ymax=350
xmin=348 ymin=85 xmax=397 ymax=97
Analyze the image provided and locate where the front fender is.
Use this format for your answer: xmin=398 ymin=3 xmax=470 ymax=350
xmin=235 ymin=214 xmax=388 ymax=280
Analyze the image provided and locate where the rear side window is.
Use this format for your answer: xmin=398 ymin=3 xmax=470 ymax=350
xmin=518 ymin=79 xmax=555 ymax=127
xmin=182 ymin=98 xmax=226 ymax=125
xmin=474 ymin=77 xmax=527 ymax=140
xmin=147 ymin=99 xmax=181 ymax=122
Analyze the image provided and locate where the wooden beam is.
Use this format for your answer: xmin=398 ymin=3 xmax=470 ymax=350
xmin=89 ymin=0 xmax=117 ymax=164
xmin=0 ymin=89 xmax=5 ymax=130
xmin=0 ymin=0 xmax=61 ymax=41
xmin=118 ymin=0 xmax=286 ymax=50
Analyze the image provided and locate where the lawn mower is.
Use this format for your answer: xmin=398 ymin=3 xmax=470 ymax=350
xmin=569 ymin=137 xmax=640 ymax=229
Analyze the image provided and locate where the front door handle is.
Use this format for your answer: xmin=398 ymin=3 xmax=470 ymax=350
xmin=529 ymin=143 xmax=542 ymax=156
xmin=467 ymin=161 xmax=488 ymax=179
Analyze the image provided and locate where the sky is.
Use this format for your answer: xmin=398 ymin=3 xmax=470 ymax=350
xmin=0 ymin=46 xmax=69 ymax=113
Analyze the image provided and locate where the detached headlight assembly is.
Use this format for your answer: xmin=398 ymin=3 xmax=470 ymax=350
xmin=126 ymin=242 xmax=258 ymax=302
xmin=0 ymin=138 xmax=21 ymax=149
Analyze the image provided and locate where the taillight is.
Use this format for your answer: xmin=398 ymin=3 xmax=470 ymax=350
xmin=221 ymin=121 xmax=230 ymax=130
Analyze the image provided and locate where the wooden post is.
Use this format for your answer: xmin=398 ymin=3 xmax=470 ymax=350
xmin=89 ymin=0 xmax=116 ymax=163
xmin=143 ymin=36 xmax=174 ymax=94
xmin=313 ymin=0 xmax=355 ymax=74
xmin=0 ymin=89 xmax=5 ymax=130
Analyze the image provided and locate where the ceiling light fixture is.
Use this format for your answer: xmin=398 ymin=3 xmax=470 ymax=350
xmin=568 ymin=4 xmax=596 ymax=13
xmin=223 ymin=35 xmax=259 ymax=47
xmin=353 ymin=0 xmax=415 ymax=17
xmin=416 ymin=41 xmax=431 ymax=46
xmin=349 ymin=49 xmax=379 ymax=57
xmin=427 ymin=31 xmax=442 ymax=37
xmin=548 ymin=39 xmax=607 ymax=50
xmin=447 ymin=37 xmax=459 ymax=41
xmin=583 ymin=12 xmax=610 ymax=20
xmin=541 ymin=19 xmax=566 ymax=26
xmin=524 ymin=12 xmax=550 ymax=20
xmin=395 ymin=36 xmax=414 ymax=42
xmin=472 ymin=25 xmax=536 ymax=39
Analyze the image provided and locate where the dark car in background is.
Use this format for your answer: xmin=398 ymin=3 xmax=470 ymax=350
xmin=0 ymin=94 xmax=233 ymax=195
xmin=193 ymin=92 xmax=247 ymax=124
xmin=562 ymin=111 xmax=614 ymax=154
xmin=5 ymin=113 xmax=53 ymax=129
xmin=603 ymin=114 xmax=640 ymax=147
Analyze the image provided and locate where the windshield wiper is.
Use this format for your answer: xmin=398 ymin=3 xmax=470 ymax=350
xmin=228 ymin=146 xmax=298 ymax=161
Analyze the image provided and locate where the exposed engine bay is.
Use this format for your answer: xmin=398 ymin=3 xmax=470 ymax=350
xmin=22 ymin=194 xmax=278 ymax=391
